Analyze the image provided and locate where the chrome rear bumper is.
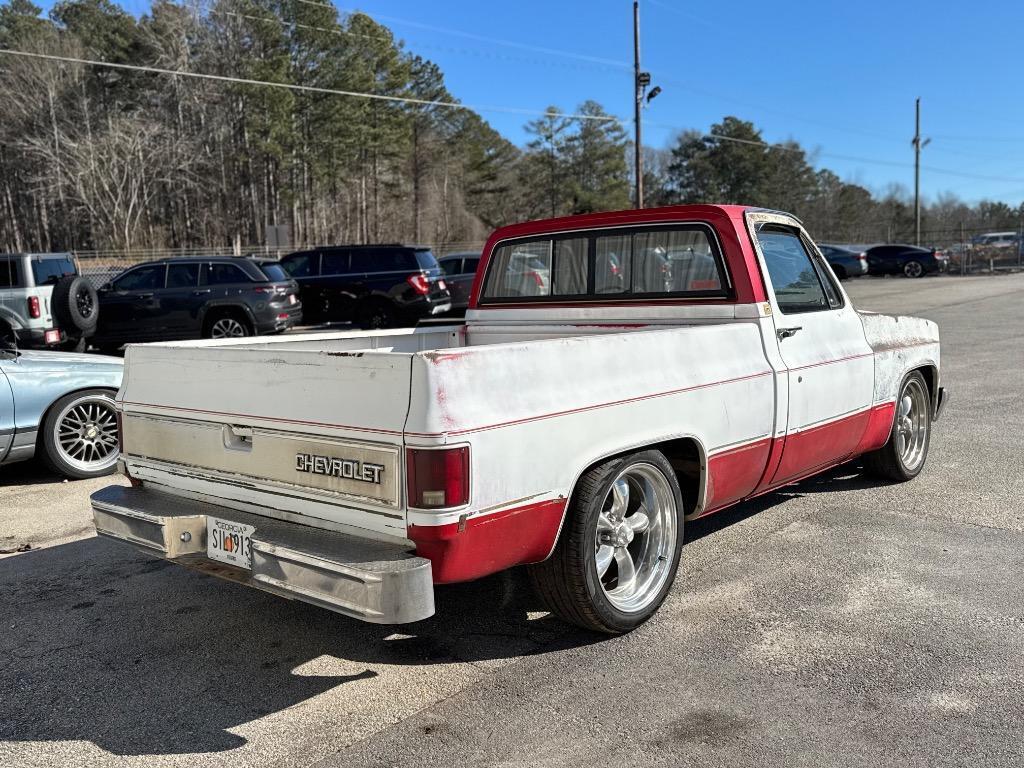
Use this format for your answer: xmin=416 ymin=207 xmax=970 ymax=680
xmin=91 ymin=485 xmax=434 ymax=624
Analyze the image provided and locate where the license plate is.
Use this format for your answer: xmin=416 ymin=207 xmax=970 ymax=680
xmin=288 ymin=294 xmax=297 ymax=305
xmin=438 ymin=279 xmax=447 ymax=290
xmin=207 ymin=517 xmax=255 ymax=569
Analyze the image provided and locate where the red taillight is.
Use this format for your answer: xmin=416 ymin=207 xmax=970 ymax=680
xmin=253 ymin=286 xmax=274 ymax=294
xmin=27 ymin=296 xmax=40 ymax=318
xmin=406 ymin=446 xmax=470 ymax=508
xmin=407 ymin=273 xmax=431 ymax=295
xmin=859 ymin=253 xmax=868 ymax=262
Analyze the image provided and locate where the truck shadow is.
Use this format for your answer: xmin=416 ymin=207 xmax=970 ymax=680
xmin=0 ymin=536 xmax=595 ymax=756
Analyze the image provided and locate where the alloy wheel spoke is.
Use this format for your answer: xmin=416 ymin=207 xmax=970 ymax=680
xmin=627 ymin=509 xmax=650 ymax=534
xmin=609 ymin=478 xmax=629 ymax=520
xmin=596 ymin=545 xmax=615 ymax=578
xmin=612 ymin=548 xmax=637 ymax=592
xmin=597 ymin=511 xmax=615 ymax=533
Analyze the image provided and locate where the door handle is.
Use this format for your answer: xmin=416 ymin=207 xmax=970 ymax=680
xmin=777 ymin=326 xmax=802 ymax=340
xmin=137 ymin=293 xmax=154 ymax=299
xmin=193 ymin=290 xmax=211 ymax=295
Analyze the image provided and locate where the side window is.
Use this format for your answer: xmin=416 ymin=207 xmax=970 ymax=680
xmin=167 ymin=263 xmax=200 ymax=289
xmin=281 ymin=252 xmax=318 ymax=278
xmin=355 ymin=249 xmax=417 ymax=272
xmin=0 ymin=260 xmax=19 ymax=288
xmin=462 ymin=258 xmax=480 ymax=274
xmin=322 ymin=251 xmax=349 ymax=276
xmin=484 ymin=240 xmax=552 ymax=298
xmin=756 ymin=227 xmax=830 ymax=314
xmin=206 ymin=263 xmax=249 ymax=286
xmin=552 ymin=238 xmax=588 ymax=295
xmin=439 ymin=259 xmax=462 ymax=277
xmin=113 ymin=265 xmax=165 ymax=291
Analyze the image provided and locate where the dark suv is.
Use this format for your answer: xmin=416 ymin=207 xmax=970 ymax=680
xmin=280 ymin=245 xmax=451 ymax=328
xmin=90 ymin=257 xmax=302 ymax=351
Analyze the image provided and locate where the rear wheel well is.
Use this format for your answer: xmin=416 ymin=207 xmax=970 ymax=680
xmin=569 ymin=437 xmax=705 ymax=520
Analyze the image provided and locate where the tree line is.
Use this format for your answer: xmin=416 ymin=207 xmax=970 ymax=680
xmin=1 ymin=0 xmax=1020 ymax=256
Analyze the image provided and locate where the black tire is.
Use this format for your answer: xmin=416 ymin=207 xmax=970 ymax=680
xmin=52 ymin=276 xmax=99 ymax=336
xmin=39 ymin=388 xmax=119 ymax=479
xmin=202 ymin=310 xmax=253 ymax=339
xmin=903 ymin=260 xmax=925 ymax=278
xmin=863 ymin=371 xmax=932 ymax=482
xmin=528 ymin=450 xmax=685 ymax=634
xmin=356 ymin=299 xmax=397 ymax=330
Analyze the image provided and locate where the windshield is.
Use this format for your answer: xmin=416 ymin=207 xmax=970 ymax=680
xmin=31 ymin=256 xmax=76 ymax=285
xmin=259 ymin=263 xmax=289 ymax=282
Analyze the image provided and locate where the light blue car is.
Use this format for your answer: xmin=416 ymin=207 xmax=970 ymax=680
xmin=0 ymin=341 xmax=123 ymax=479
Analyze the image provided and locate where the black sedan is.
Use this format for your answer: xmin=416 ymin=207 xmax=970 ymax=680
xmin=864 ymin=245 xmax=948 ymax=278
xmin=819 ymin=245 xmax=868 ymax=279
xmin=437 ymin=251 xmax=482 ymax=312
xmin=90 ymin=257 xmax=302 ymax=352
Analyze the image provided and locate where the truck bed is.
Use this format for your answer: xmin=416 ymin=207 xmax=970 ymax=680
xmin=118 ymin=320 xmax=773 ymax=540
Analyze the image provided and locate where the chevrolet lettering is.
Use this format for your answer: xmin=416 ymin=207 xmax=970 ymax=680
xmin=295 ymin=452 xmax=385 ymax=484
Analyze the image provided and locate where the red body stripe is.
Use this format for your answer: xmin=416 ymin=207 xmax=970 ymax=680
xmin=771 ymin=409 xmax=872 ymax=485
xmin=409 ymin=498 xmax=567 ymax=584
xmin=704 ymin=437 xmax=773 ymax=512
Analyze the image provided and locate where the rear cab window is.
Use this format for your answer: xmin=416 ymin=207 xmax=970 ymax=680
xmin=30 ymin=256 xmax=77 ymax=286
xmin=480 ymin=224 xmax=728 ymax=303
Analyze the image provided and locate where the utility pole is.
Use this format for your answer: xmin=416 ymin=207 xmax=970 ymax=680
xmin=912 ymin=97 xmax=930 ymax=247
xmin=633 ymin=0 xmax=643 ymax=209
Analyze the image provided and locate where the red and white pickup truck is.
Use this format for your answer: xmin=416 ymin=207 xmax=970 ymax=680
xmin=92 ymin=205 xmax=945 ymax=633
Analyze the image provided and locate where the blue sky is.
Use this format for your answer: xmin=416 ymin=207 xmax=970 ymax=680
xmin=37 ymin=0 xmax=1024 ymax=205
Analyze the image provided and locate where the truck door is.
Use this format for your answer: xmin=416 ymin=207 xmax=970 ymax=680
xmin=753 ymin=222 xmax=874 ymax=485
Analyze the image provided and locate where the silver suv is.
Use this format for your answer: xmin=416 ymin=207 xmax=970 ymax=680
xmin=0 ymin=253 xmax=99 ymax=349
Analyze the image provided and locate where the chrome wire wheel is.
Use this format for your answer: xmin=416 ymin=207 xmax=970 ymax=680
xmin=594 ymin=463 xmax=678 ymax=614
xmin=53 ymin=394 xmax=118 ymax=474
xmin=896 ymin=377 xmax=930 ymax=472
xmin=210 ymin=317 xmax=247 ymax=338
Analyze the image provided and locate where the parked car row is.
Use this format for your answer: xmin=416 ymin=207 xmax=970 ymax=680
xmin=1 ymin=235 xmax=957 ymax=358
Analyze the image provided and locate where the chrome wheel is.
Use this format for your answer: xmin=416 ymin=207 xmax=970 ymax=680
xmin=53 ymin=394 xmax=118 ymax=473
xmin=895 ymin=377 xmax=929 ymax=472
xmin=904 ymin=260 xmax=924 ymax=278
xmin=594 ymin=463 xmax=678 ymax=613
xmin=210 ymin=317 xmax=248 ymax=338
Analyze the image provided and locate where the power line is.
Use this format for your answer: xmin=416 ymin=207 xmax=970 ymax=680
xmin=3 ymin=46 xmax=1022 ymax=187
xmin=0 ymin=48 xmax=619 ymax=122
xmin=310 ymin=1 xmax=631 ymax=70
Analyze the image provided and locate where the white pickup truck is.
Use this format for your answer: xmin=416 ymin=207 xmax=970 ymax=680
xmin=92 ymin=205 xmax=945 ymax=633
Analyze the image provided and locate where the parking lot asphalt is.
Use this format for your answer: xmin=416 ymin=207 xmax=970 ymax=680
xmin=1 ymin=273 xmax=1022 ymax=767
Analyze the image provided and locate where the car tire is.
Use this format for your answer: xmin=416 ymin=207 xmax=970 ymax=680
xmin=356 ymin=300 xmax=397 ymax=330
xmin=903 ymin=260 xmax=925 ymax=278
xmin=528 ymin=450 xmax=684 ymax=634
xmin=863 ymin=371 xmax=931 ymax=482
xmin=52 ymin=276 xmax=99 ymax=336
xmin=39 ymin=388 xmax=120 ymax=479
xmin=203 ymin=311 xmax=252 ymax=339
